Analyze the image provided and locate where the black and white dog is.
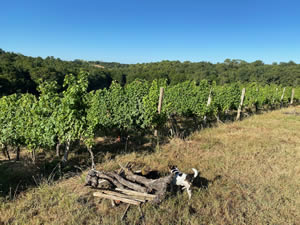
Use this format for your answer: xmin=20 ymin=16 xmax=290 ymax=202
xmin=169 ymin=165 xmax=198 ymax=199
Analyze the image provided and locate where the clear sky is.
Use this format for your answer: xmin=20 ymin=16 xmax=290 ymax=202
xmin=0 ymin=0 xmax=299 ymax=64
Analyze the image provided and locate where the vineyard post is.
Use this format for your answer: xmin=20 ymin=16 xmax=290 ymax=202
xmin=158 ymin=87 xmax=164 ymax=114
xmin=154 ymin=87 xmax=164 ymax=150
xmin=280 ymin=87 xmax=286 ymax=108
xmin=56 ymin=142 xmax=61 ymax=157
xmin=290 ymin=88 xmax=295 ymax=105
xmin=31 ymin=148 xmax=36 ymax=164
xmin=63 ymin=139 xmax=71 ymax=162
xmin=236 ymin=88 xmax=246 ymax=121
xmin=203 ymin=89 xmax=212 ymax=125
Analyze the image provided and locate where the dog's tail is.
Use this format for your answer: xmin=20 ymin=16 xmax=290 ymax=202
xmin=192 ymin=168 xmax=198 ymax=178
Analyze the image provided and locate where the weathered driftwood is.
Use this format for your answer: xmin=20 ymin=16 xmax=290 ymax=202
xmin=115 ymin=188 xmax=156 ymax=200
xmin=107 ymin=171 xmax=147 ymax=193
xmin=98 ymin=190 xmax=146 ymax=203
xmin=86 ymin=169 xmax=148 ymax=192
xmin=86 ymin=166 xmax=174 ymax=204
xmin=123 ymin=166 xmax=171 ymax=190
xmin=118 ymin=164 xmax=173 ymax=203
xmin=93 ymin=192 xmax=141 ymax=205
xmin=85 ymin=169 xmax=125 ymax=189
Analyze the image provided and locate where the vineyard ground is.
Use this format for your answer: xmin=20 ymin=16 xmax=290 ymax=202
xmin=1 ymin=106 xmax=300 ymax=224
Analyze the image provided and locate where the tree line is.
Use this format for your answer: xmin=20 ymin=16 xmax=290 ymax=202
xmin=1 ymin=49 xmax=300 ymax=97
xmin=99 ymin=59 xmax=300 ymax=87
xmin=0 ymin=49 xmax=112 ymax=96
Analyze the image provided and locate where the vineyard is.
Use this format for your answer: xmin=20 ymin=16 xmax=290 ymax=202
xmin=1 ymin=71 xmax=299 ymax=167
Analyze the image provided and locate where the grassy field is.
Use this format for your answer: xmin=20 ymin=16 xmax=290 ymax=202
xmin=1 ymin=107 xmax=300 ymax=225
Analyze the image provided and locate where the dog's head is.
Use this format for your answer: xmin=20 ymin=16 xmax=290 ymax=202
xmin=168 ymin=164 xmax=177 ymax=172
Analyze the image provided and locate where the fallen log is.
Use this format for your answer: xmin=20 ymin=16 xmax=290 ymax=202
xmin=119 ymin=164 xmax=173 ymax=203
xmin=122 ymin=166 xmax=172 ymax=191
xmin=119 ymin=164 xmax=155 ymax=187
xmin=86 ymin=169 xmax=125 ymax=189
xmin=107 ymin=172 xmax=148 ymax=193
xmin=86 ymin=169 xmax=148 ymax=192
xmin=86 ymin=166 xmax=174 ymax=204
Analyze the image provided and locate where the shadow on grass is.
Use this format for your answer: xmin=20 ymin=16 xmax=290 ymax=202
xmin=193 ymin=174 xmax=222 ymax=189
xmin=0 ymin=134 xmax=161 ymax=199
xmin=0 ymin=160 xmax=37 ymax=198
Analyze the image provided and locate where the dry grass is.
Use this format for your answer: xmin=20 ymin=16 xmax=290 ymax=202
xmin=1 ymin=107 xmax=300 ymax=224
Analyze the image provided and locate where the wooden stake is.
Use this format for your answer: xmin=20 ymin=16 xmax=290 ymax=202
xmin=203 ymin=89 xmax=212 ymax=124
xmin=63 ymin=139 xmax=70 ymax=162
xmin=56 ymin=142 xmax=61 ymax=157
xmin=207 ymin=89 xmax=212 ymax=106
xmin=154 ymin=87 xmax=164 ymax=137
xmin=280 ymin=87 xmax=286 ymax=108
xmin=32 ymin=148 xmax=36 ymax=164
xmin=158 ymin=87 xmax=164 ymax=114
xmin=290 ymin=88 xmax=295 ymax=105
xmin=154 ymin=87 xmax=164 ymax=151
xmin=236 ymin=88 xmax=246 ymax=121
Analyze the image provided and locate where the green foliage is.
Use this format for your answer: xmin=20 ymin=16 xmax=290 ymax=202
xmin=53 ymin=71 xmax=89 ymax=145
xmin=0 ymin=68 xmax=298 ymax=163
xmin=2 ymin=49 xmax=300 ymax=97
xmin=0 ymin=94 xmax=22 ymax=148
xmin=211 ymin=83 xmax=241 ymax=114
xmin=87 ymin=79 xmax=152 ymax=136
xmin=163 ymin=80 xmax=211 ymax=118
xmin=17 ymin=94 xmax=41 ymax=150
xmin=143 ymin=79 xmax=168 ymax=129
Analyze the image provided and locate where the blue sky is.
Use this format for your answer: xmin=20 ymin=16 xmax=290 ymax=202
xmin=0 ymin=0 xmax=299 ymax=64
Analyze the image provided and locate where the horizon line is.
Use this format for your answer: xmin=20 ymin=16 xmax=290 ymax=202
xmin=1 ymin=47 xmax=298 ymax=66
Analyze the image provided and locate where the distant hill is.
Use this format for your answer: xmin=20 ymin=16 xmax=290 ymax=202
xmin=89 ymin=60 xmax=129 ymax=69
xmin=0 ymin=49 xmax=112 ymax=96
xmin=1 ymin=48 xmax=300 ymax=96
xmin=107 ymin=59 xmax=300 ymax=86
